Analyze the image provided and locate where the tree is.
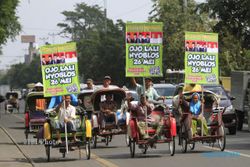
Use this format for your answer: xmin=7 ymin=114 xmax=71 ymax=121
xmin=198 ymin=0 xmax=250 ymax=74
xmin=149 ymin=0 xmax=213 ymax=75
xmin=57 ymin=3 xmax=106 ymax=41
xmin=0 ymin=0 xmax=21 ymax=47
xmin=58 ymin=3 xmax=126 ymax=85
xmin=198 ymin=0 xmax=250 ymax=49
xmin=0 ymin=57 xmax=42 ymax=88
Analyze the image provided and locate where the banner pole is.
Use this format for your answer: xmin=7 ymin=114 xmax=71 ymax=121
xmin=201 ymin=85 xmax=204 ymax=137
xmin=64 ymin=100 xmax=68 ymax=154
xmin=142 ymin=77 xmax=148 ymax=136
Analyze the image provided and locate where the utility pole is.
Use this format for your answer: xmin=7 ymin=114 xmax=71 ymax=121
xmin=48 ymin=33 xmax=57 ymax=44
xmin=183 ymin=0 xmax=187 ymax=13
xmin=183 ymin=0 xmax=188 ymax=31
xmin=104 ymin=0 xmax=107 ymax=33
xmin=39 ymin=37 xmax=49 ymax=45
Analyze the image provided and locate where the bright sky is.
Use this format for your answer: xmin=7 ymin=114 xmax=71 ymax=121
xmin=0 ymin=0 xmax=153 ymax=70
xmin=0 ymin=0 xmax=204 ymax=70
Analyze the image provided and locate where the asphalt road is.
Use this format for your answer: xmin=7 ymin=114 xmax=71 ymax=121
xmin=0 ymin=100 xmax=250 ymax=167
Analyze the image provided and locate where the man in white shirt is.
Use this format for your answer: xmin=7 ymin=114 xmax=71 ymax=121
xmin=54 ymin=95 xmax=78 ymax=144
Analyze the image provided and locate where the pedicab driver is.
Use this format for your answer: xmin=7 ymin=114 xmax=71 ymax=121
xmin=127 ymin=94 xmax=163 ymax=140
xmin=54 ymin=95 xmax=78 ymax=144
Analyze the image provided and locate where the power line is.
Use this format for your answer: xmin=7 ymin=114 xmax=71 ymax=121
xmin=48 ymin=33 xmax=58 ymax=44
xmin=22 ymin=27 xmax=61 ymax=32
xmin=114 ymin=2 xmax=152 ymax=18
xmin=0 ymin=56 xmax=23 ymax=57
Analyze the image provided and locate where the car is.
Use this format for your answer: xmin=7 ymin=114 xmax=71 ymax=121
xmin=0 ymin=94 xmax=5 ymax=103
xmin=153 ymin=83 xmax=176 ymax=111
xmin=202 ymin=84 xmax=237 ymax=135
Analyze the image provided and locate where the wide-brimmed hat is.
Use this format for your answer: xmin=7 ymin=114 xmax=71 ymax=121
xmin=34 ymin=82 xmax=43 ymax=87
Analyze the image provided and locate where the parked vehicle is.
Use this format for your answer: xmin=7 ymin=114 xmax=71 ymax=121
xmin=0 ymin=94 xmax=5 ymax=103
xmin=231 ymin=71 xmax=250 ymax=131
xmin=153 ymin=83 xmax=176 ymax=111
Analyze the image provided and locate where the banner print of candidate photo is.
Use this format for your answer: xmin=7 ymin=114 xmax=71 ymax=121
xmin=126 ymin=32 xmax=163 ymax=44
xmin=40 ymin=51 xmax=77 ymax=66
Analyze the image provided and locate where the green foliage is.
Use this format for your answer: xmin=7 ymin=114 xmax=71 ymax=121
xmin=3 ymin=0 xmax=250 ymax=88
xmin=198 ymin=0 xmax=250 ymax=75
xmin=150 ymin=0 xmax=250 ymax=76
xmin=0 ymin=0 xmax=21 ymax=46
xmin=58 ymin=3 xmax=126 ymax=85
xmin=0 ymin=57 xmax=42 ymax=88
xmin=149 ymin=0 xmax=213 ymax=75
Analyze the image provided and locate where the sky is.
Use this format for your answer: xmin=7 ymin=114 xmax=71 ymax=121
xmin=0 ymin=0 xmax=204 ymax=70
xmin=0 ymin=0 xmax=154 ymax=70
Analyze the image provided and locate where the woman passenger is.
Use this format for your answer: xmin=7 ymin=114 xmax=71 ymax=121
xmin=190 ymin=93 xmax=208 ymax=136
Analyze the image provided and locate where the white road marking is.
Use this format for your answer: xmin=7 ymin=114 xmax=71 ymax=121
xmin=203 ymin=146 xmax=250 ymax=158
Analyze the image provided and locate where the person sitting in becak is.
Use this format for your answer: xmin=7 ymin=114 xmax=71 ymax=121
xmin=54 ymin=95 xmax=79 ymax=144
xmin=99 ymin=93 xmax=120 ymax=131
xmin=127 ymin=94 xmax=163 ymax=140
xmin=189 ymin=93 xmax=208 ymax=136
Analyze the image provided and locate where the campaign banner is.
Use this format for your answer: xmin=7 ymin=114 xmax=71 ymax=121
xmin=40 ymin=42 xmax=80 ymax=97
xmin=184 ymin=32 xmax=219 ymax=84
xmin=125 ymin=22 xmax=163 ymax=77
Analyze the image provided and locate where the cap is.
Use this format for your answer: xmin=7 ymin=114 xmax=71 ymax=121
xmin=34 ymin=82 xmax=43 ymax=87
xmin=145 ymin=77 xmax=152 ymax=81
xmin=86 ymin=78 xmax=93 ymax=84
xmin=104 ymin=76 xmax=111 ymax=80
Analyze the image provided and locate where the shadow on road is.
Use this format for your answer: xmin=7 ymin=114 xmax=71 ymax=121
xmin=225 ymin=143 xmax=250 ymax=150
xmin=31 ymin=157 xmax=79 ymax=163
xmin=8 ymin=126 xmax=25 ymax=130
xmin=15 ymin=121 xmax=24 ymax=124
xmin=0 ymin=142 xmax=15 ymax=145
xmin=0 ymin=158 xmax=29 ymax=163
xmin=99 ymin=153 xmax=163 ymax=159
xmin=91 ymin=145 xmax=119 ymax=149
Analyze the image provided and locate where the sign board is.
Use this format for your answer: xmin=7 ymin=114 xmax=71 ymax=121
xmin=21 ymin=35 xmax=36 ymax=43
xmin=125 ymin=22 xmax=163 ymax=77
xmin=40 ymin=42 xmax=80 ymax=97
xmin=184 ymin=32 xmax=219 ymax=84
